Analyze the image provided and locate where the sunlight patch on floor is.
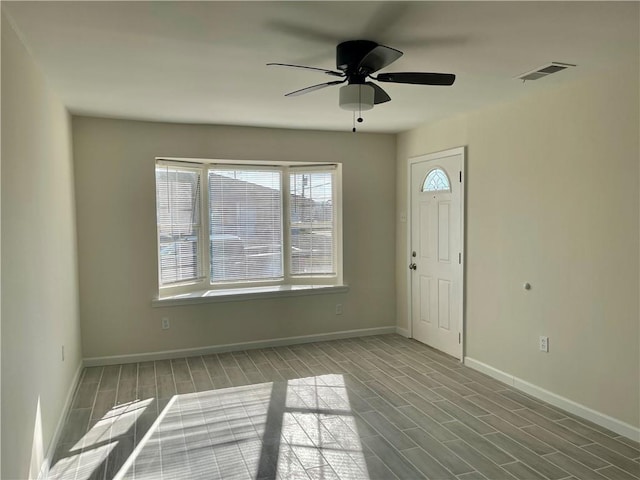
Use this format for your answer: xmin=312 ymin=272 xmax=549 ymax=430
xmin=49 ymin=398 xmax=153 ymax=480
xmin=113 ymin=375 xmax=369 ymax=479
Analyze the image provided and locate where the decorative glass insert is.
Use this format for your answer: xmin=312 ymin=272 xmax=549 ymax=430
xmin=422 ymin=168 xmax=451 ymax=192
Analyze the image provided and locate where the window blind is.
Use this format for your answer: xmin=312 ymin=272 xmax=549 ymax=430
xmin=155 ymin=165 xmax=202 ymax=286
xmin=208 ymin=169 xmax=283 ymax=282
xmin=290 ymin=170 xmax=335 ymax=275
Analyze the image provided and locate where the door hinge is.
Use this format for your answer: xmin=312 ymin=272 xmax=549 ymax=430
xmin=459 ymin=333 xmax=461 ymax=344
xmin=459 ymin=171 xmax=462 ymax=182
xmin=458 ymin=252 xmax=461 ymax=264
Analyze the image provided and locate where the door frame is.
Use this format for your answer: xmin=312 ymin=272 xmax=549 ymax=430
xmin=407 ymin=146 xmax=466 ymax=360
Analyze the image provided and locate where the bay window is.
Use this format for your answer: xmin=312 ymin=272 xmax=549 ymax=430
xmin=155 ymin=159 xmax=342 ymax=299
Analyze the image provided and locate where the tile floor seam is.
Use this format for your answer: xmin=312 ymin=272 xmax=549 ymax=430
xmin=154 ymin=361 xmax=165 ymax=480
xmin=68 ymin=369 xmax=87 ymax=413
xmin=107 ymin=365 xmax=123 ymax=450
xmin=593 ymin=464 xmax=627 ymax=473
xmin=224 ymin=392 xmax=261 ymax=478
xmin=179 ymin=385 xmax=211 ymax=479
xmin=184 ymin=355 xmax=197 ymax=390
xmin=216 ymin=353 xmax=234 ymax=387
xmin=132 ymin=361 xmax=146 ymax=480
xmin=443 ymin=441 xmax=502 ymax=476
xmin=485 ymin=431 xmax=575 ymax=480
xmin=402 ymin=443 xmax=460 ymax=478
xmin=88 ymin=367 xmax=106 ymax=427
xmin=442 ymin=435 xmax=515 ymax=465
xmin=480 ymin=427 xmax=542 ymax=454
xmin=80 ymin=365 xmax=106 ymax=471
xmin=199 ymin=371 xmax=230 ymax=480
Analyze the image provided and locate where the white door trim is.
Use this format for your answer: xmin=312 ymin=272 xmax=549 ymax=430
xmin=407 ymin=146 xmax=466 ymax=359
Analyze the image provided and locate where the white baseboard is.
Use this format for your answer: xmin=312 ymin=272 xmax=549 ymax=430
xmin=84 ymin=326 xmax=397 ymax=367
xmin=464 ymin=357 xmax=514 ymax=386
xmin=464 ymin=357 xmax=640 ymax=442
xmin=395 ymin=326 xmax=410 ymax=338
xmin=38 ymin=361 xmax=84 ymax=480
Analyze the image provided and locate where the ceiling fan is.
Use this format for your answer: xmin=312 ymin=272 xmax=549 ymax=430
xmin=268 ymin=40 xmax=455 ymax=130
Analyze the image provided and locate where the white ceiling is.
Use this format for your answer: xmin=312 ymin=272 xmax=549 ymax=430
xmin=4 ymin=1 xmax=639 ymax=133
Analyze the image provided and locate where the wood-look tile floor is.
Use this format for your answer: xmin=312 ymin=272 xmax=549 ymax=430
xmin=51 ymin=334 xmax=640 ymax=480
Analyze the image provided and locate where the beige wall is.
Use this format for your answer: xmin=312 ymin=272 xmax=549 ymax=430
xmin=1 ymin=12 xmax=82 ymax=479
xmin=396 ymin=65 xmax=640 ymax=428
xmin=72 ymin=117 xmax=396 ymax=359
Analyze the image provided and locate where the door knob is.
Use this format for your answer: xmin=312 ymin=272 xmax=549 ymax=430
xmin=409 ymin=263 xmax=417 ymax=270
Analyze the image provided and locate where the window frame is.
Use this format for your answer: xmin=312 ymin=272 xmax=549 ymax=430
xmin=155 ymin=161 xmax=205 ymax=288
xmin=156 ymin=158 xmax=343 ymax=298
xmin=207 ymin=164 xmax=285 ymax=286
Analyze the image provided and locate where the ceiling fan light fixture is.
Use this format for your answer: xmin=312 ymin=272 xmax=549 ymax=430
xmin=339 ymin=84 xmax=375 ymax=111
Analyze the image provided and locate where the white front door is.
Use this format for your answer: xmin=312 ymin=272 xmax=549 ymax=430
xmin=410 ymin=148 xmax=464 ymax=359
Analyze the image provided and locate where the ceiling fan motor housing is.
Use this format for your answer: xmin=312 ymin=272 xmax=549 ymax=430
xmin=336 ymin=40 xmax=378 ymax=73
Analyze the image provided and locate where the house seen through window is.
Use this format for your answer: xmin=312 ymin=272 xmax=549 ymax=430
xmin=155 ymin=159 xmax=342 ymax=296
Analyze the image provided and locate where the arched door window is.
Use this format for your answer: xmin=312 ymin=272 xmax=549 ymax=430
xmin=422 ymin=168 xmax=450 ymax=192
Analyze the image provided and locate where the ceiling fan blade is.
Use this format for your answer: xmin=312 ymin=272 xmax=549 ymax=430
xmin=357 ymin=45 xmax=403 ymax=74
xmin=285 ymin=80 xmax=345 ymax=97
xmin=267 ymin=63 xmax=344 ymax=78
xmin=376 ymin=72 xmax=456 ymax=86
xmin=367 ymin=82 xmax=391 ymax=104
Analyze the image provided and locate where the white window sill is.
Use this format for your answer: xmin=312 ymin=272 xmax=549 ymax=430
xmin=152 ymin=284 xmax=349 ymax=307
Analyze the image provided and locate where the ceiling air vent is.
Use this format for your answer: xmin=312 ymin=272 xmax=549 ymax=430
xmin=516 ymin=62 xmax=576 ymax=81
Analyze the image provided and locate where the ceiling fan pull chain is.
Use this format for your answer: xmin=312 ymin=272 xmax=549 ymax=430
xmin=357 ymin=86 xmax=364 ymax=125
xmin=352 ymin=110 xmax=356 ymax=133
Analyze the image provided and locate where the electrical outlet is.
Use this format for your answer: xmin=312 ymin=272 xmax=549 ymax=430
xmin=162 ymin=317 xmax=170 ymax=330
xmin=335 ymin=304 xmax=343 ymax=315
xmin=539 ymin=336 xmax=549 ymax=352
